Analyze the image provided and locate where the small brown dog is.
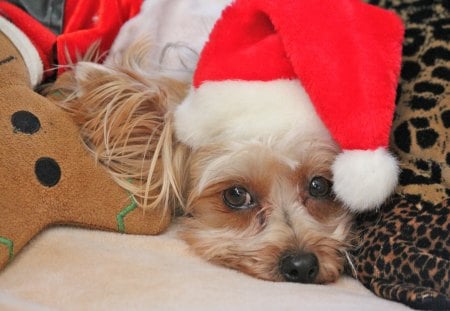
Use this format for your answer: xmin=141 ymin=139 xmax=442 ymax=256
xmin=54 ymin=0 xmax=403 ymax=284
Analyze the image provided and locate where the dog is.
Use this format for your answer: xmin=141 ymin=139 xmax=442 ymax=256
xmin=53 ymin=0 xmax=403 ymax=285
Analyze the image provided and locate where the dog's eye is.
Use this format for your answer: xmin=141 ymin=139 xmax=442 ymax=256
xmin=223 ymin=186 xmax=255 ymax=210
xmin=309 ymin=176 xmax=332 ymax=198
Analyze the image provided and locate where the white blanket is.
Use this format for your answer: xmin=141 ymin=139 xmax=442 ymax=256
xmin=0 ymin=224 xmax=411 ymax=311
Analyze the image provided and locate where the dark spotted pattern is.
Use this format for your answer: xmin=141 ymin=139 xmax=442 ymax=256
xmin=355 ymin=197 xmax=449 ymax=310
xmin=353 ymin=1 xmax=450 ymax=310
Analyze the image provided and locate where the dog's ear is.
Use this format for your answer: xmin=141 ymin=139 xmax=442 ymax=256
xmin=50 ymin=60 xmax=189 ymax=217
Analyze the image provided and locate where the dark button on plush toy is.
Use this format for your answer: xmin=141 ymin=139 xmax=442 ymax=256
xmin=11 ymin=110 xmax=41 ymax=134
xmin=35 ymin=157 xmax=61 ymax=187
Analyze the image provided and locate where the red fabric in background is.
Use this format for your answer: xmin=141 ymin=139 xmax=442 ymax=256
xmin=57 ymin=0 xmax=143 ymax=70
xmin=0 ymin=0 xmax=142 ymax=76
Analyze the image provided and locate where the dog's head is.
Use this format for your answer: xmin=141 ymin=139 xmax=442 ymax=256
xmin=178 ymin=123 xmax=352 ymax=284
xmin=169 ymin=76 xmax=354 ymax=283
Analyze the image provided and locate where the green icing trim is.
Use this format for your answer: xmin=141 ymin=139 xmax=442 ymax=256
xmin=0 ymin=237 xmax=14 ymax=262
xmin=116 ymin=192 xmax=138 ymax=233
xmin=47 ymin=89 xmax=64 ymax=98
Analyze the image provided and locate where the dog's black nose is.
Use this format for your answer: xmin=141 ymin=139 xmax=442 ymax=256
xmin=279 ymin=252 xmax=319 ymax=283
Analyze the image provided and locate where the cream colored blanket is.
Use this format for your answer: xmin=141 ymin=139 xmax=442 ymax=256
xmin=0 ymin=224 xmax=411 ymax=311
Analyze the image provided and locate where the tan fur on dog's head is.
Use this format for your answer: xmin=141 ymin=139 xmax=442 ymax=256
xmin=54 ymin=44 xmax=354 ymax=284
xmin=182 ymin=137 xmax=353 ymax=283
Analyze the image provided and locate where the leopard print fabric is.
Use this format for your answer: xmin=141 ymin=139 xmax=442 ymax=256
xmin=353 ymin=1 xmax=450 ymax=310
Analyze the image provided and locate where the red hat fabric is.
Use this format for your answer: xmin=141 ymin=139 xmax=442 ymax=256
xmin=174 ymin=0 xmax=404 ymax=211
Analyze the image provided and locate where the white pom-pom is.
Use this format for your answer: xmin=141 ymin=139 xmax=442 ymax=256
xmin=332 ymin=148 xmax=399 ymax=212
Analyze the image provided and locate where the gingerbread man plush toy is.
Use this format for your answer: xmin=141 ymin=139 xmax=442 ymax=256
xmin=0 ymin=2 xmax=169 ymax=270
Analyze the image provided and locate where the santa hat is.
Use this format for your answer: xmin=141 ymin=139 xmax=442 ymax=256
xmin=174 ymin=0 xmax=404 ymax=212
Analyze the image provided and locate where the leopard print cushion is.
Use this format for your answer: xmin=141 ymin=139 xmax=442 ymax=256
xmin=353 ymin=1 xmax=450 ymax=310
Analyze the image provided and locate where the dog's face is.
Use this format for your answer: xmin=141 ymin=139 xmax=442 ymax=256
xmin=180 ymin=136 xmax=353 ymax=284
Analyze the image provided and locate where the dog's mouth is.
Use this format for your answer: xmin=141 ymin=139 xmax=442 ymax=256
xmin=219 ymin=251 xmax=344 ymax=285
xmin=180 ymin=218 xmax=348 ymax=285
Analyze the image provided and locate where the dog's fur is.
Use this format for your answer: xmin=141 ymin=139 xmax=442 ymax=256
xmin=49 ymin=0 xmax=355 ymax=284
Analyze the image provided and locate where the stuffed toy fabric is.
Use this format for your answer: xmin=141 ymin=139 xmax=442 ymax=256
xmin=0 ymin=15 xmax=170 ymax=270
xmin=354 ymin=1 xmax=450 ymax=310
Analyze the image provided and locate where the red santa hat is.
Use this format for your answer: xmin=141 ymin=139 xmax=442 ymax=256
xmin=174 ymin=0 xmax=404 ymax=212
